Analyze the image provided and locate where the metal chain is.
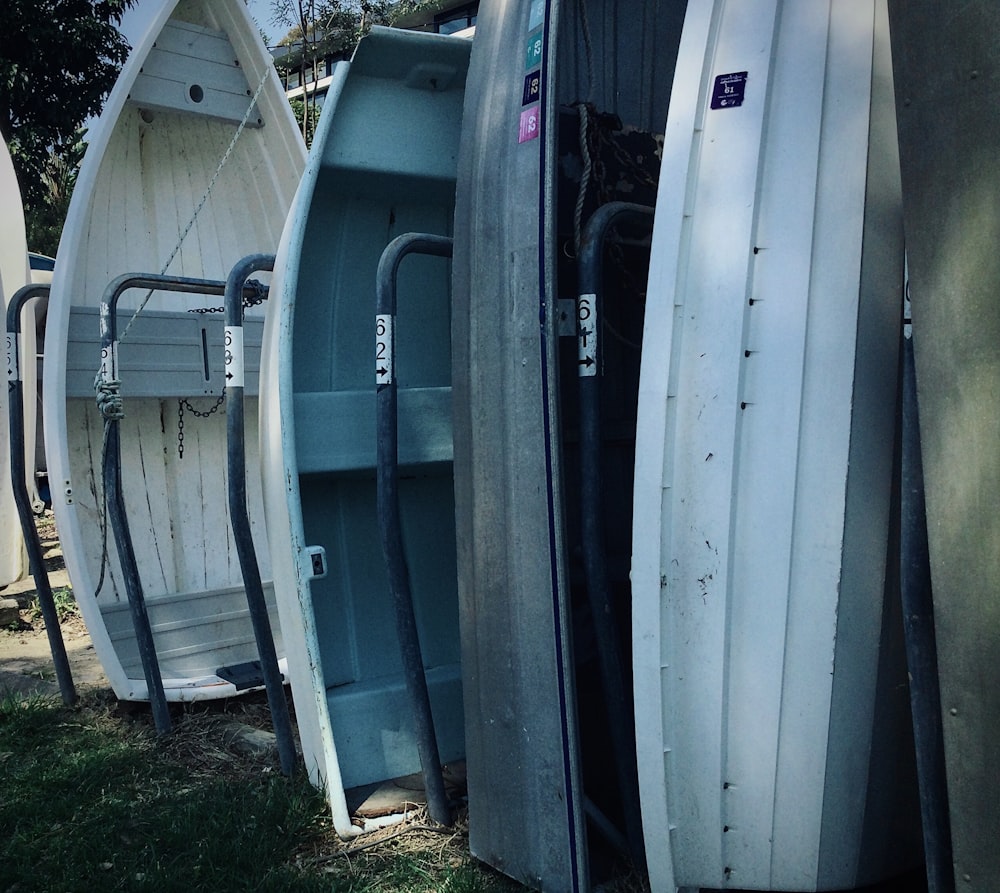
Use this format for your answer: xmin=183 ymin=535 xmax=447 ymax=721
xmin=175 ymin=278 xmax=269 ymax=455
xmin=177 ymin=394 xmax=227 ymax=459
xmin=92 ymin=60 xmax=273 ymax=590
xmin=185 ymin=278 xmax=270 ymax=315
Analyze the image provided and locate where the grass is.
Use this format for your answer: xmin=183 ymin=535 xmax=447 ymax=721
xmin=27 ymin=586 xmax=79 ymax=624
xmin=0 ymin=691 xmax=526 ymax=893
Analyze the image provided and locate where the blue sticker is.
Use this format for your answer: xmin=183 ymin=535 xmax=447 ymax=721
xmin=525 ymin=27 xmax=543 ymax=70
xmin=529 ymin=0 xmax=544 ymax=30
xmin=522 ymin=71 xmax=541 ymax=106
xmin=711 ymin=71 xmax=748 ymax=109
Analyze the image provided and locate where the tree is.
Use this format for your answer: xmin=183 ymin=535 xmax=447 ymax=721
xmin=25 ymin=131 xmax=87 ymax=257
xmin=0 ymin=1 xmax=135 ymax=207
xmin=270 ymin=0 xmax=391 ymax=145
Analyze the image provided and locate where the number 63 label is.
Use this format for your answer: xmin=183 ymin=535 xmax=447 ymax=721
xmin=6 ymin=333 xmax=17 ymax=383
xmin=225 ymin=326 xmax=244 ymax=388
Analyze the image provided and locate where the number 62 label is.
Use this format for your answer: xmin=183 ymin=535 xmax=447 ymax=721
xmin=376 ymin=314 xmax=393 ymax=385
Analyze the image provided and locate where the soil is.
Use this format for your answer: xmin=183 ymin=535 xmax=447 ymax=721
xmin=0 ymin=515 xmax=496 ymax=883
xmin=0 ymin=511 xmax=109 ymax=697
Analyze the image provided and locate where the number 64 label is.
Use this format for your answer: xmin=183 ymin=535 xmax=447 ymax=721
xmin=376 ymin=314 xmax=393 ymax=385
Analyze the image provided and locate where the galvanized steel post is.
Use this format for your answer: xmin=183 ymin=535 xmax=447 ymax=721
xmin=7 ymin=283 xmax=77 ymax=705
xmin=224 ymin=253 xmax=298 ymax=777
xmin=577 ymin=201 xmax=653 ymax=863
xmin=375 ymin=232 xmax=454 ymax=827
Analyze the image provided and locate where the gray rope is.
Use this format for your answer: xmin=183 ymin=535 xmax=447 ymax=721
xmin=90 ymin=60 xmax=273 ymax=594
xmin=95 ymin=377 xmax=124 ymax=421
xmin=119 ymin=62 xmax=273 ymax=344
xmin=575 ymin=104 xmax=594 ymax=255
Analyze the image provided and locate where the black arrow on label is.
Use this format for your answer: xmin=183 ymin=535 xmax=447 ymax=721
xmin=377 ymin=367 xmax=389 ymax=377
xmin=578 ymin=356 xmax=595 ymax=368
xmin=226 ymin=371 xmax=234 ymax=380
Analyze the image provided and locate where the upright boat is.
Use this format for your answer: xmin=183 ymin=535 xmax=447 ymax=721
xmin=43 ymin=0 xmax=306 ymax=702
xmin=260 ymin=27 xmax=469 ymax=834
xmin=452 ymin=0 xmax=682 ymax=887
xmin=454 ymin=0 xmax=921 ymax=890
xmin=1 ymin=135 xmax=30 ymax=587
xmin=631 ymin=0 xmax=920 ymax=889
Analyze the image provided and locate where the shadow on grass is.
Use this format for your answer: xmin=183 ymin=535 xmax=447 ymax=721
xmin=0 ymin=691 xmax=522 ymax=893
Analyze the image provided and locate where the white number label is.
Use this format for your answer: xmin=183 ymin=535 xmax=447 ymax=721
xmin=225 ymin=326 xmax=244 ymax=388
xmin=100 ymin=341 xmax=119 ymax=383
xmin=5 ymin=332 xmax=17 ymax=382
xmin=376 ymin=314 xmax=393 ymax=385
xmin=577 ymin=293 xmax=597 ymax=377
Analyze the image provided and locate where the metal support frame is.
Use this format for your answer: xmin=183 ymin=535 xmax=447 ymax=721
xmin=375 ymin=232 xmax=454 ymax=827
xmin=224 ymin=253 xmax=298 ymax=776
xmin=6 ymin=284 xmax=77 ymax=705
xmin=576 ymin=201 xmax=654 ymax=862
xmin=99 ymin=272 xmax=267 ymax=735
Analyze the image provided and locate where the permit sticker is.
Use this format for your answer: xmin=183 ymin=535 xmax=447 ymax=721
xmin=711 ymin=71 xmax=748 ymax=109
xmin=519 ymin=105 xmax=540 ymax=143
xmin=522 ymin=71 xmax=541 ymax=106
xmin=529 ymin=0 xmax=544 ymax=29
xmin=525 ymin=28 xmax=543 ymax=69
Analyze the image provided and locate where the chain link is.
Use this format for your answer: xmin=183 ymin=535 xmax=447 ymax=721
xmin=175 ymin=278 xmax=269 ymax=454
xmin=185 ymin=278 xmax=270 ymax=315
xmin=177 ymin=394 xmax=226 ymax=458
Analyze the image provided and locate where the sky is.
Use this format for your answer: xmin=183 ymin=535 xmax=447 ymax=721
xmin=119 ymin=0 xmax=279 ymax=49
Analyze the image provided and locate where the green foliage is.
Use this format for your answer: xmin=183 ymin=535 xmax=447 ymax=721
xmin=0 ymin=1 xmax=134 ymax=205
xmin=23 ymin=132 xmax=87 ymax=256
xmin=0 ymin=1 xmax=136 ymax=253
xmin=389 ymin=0 xmax=455 ymax=25
xmin=28 ymin=586 xmax=80 ymax=624
xmin=0 ymin=692 xmax=529 ymax=892
xmin=289 ymin=98 xmax=321 ymax=147
xmin=270 ymin=1 xmax=393 ymax=69
xmin=0 ymin=693 xmax=332 ymax=892
xmin=270 ymin=2 xmax=392 ymax=149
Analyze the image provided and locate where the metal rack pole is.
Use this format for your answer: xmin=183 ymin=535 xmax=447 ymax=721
xmin=576 ymin=202 xmax=654 ymax=862
xmin=99 ymin=272 xmax=269 ymax=733
xmin=224 ymin=253 xmax=298 ymax=776
xmin=375 ymin=232 xmax=454 ymax=826
xmin=7 ymin=283 xmax=77 ymax=705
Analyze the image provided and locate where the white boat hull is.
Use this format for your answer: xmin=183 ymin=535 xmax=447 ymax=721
xmin=632 ymin=1 xmax=919 ymax=889
xmin=1 ymin=135 xmax=30 ymax=586
xmin=260 ymin=27 xmax=470 ymax=835
xmin=43 ymin=0 xmax=306 ymax=701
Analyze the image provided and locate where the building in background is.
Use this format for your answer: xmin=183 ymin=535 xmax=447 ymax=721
xmin=271 ymin=0 xmax=477 ymax=112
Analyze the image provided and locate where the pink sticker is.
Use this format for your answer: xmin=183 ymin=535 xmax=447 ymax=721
xmin=519 ymin=105 xmax=540 ymax=143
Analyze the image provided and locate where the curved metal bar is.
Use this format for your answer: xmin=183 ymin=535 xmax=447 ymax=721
xmin=6 ymin=283 xmax=77 ymax=705
xmin=99 ymin=272 xmax=264 ymax=733
xmin=224 ymin=253 xmax=298 ymax=777
xmin=375 ymin=232 xmax=454 ymax=826
xmin=576 ymin=201 xmax=654 ymax=863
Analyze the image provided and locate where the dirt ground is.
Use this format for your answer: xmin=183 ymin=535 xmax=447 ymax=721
xmin=0 ymin=511 xmax=109 ymax=698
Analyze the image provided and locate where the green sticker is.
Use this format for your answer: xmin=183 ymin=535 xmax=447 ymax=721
xmin=525 ymin=27 xmax=543 ymax=70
